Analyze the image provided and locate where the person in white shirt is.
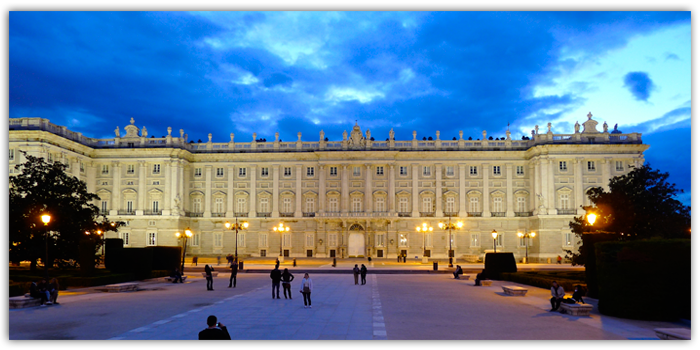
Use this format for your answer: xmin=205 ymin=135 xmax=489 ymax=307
xmin=550 ymin=281 xmax=566 ymax=311
xmin=299 ymin=273 xmax=314 ymax=308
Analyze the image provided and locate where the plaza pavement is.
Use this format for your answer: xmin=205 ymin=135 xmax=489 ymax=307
xmin=9 ymin=269 xmax=689 ymax=340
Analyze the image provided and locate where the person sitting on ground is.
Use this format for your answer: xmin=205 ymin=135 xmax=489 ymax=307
xmin=474 ymin=269 xmax=487 ymax=286
xmin=453 ymin=265 xmax=463 ymax=279
xmin=48 ymin=278 xmax=60 ymax=305
xmin=572 ymin=285 xmax=586 ymax=304
xmin=198 ymin=315 xmax=231 ymax=340
xmin=29 ymin=281 xmax=48 ymax=305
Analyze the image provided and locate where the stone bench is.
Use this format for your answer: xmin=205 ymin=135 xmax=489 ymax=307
xmin=559 ymin=303 xmax=593 ymax=316
xmin=654 ymin=328 xmax=691 ymax=340
xmin=480 ymin=280 xmax=493 ymax=286
xmin=201 ymin=272 xmax=219 ymax=277
xmin=9 ymin=296 xmax=43 ymax=309
xmin=103 ymin=282 xmax=138 ymax=292
xmin=164 ymin=276 xmax=188 ymax=283
xmin=502 ymin=285 xmax=528 ymax=296
xmin=453 ymin=275 xmax=470 ymax=280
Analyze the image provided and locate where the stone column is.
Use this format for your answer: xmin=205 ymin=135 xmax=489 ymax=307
xmin=137 ymin=160 xmax=146 ymax=215
xmin=178 ymin=160 xmax=185 ymax=216
xmin=249 ymin=165 xmax=257 ymax=218
xmin=539 ymin=158 xmax=548 ymax=214
xmin=318 ymin=165 xmax=326 ymax=213
xmin=341 ymin=164 xmax=349 ymax=213
xmin=411 ymin=163 xmax=419 ymax=216
xmin=163 ymin=161 xmax=171 ymax=215
xmin=458 ymin=164 xmax=467 ymax=217
xmin=435 ymin=163 xmax=443 ymax=217
xmin=482 ymin=164 xmax=490 ymax=217
xmin=388 ymin=164 xmax=396 ymax=213
xmin=226 ymin=165 xmax=235 ymax=217
xmin=365 ymin=164 xmax=372 ymax=213
xmin=182 ymin=163 xmax=190 ymax=215
xmin=204 ymin=165 xmax=212 ymax=217
xmin=602 ymin=158 xmax=611 ymax=191
xmin=86 ymin=161 xmax=96 ymax=196
xmin=272 ymin=164 xmax=280 ymax=218
xmin=295 ymin=165 xmax=302 ymax=217
xmin=530 ymin=161 xmax=538 ymax=213
xmin=574 ymin=158 xmax=584 ymax=213
xmin=506 ymin=164 xmax=514 ymax=217
xmin=71 ymin=159 xmax=80 ymax=178
xmin=547 ymin=158 xmax=556 ymax=215
xmin=110 ymin=161 xmax=120 ymax=215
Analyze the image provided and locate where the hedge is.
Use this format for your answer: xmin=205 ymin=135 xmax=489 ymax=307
xmin=500 ymin=272 xmax=585 ymax=292
xmin=484 ymin=252 xmax=517 ymax=279
xmin=595 ymin=238 xmax=690 ymax=321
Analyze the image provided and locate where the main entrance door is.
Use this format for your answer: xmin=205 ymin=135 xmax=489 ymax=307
xmin=348 ymin=224 xmax=365 ymax=257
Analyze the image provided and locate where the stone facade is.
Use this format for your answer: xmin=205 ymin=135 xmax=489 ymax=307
xmin=8 ymin=113 xmax=648 ymax=262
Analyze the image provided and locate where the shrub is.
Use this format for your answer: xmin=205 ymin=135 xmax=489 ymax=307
xmin=484 ymin=252 xmax=517 ymax=279
xmin=500 ymin=272 xmax=585 ymax=292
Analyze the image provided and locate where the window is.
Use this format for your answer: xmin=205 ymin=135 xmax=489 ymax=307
xmin=121 ymin=232 xmax=130 ymax=246
xmin=330 ymin=166 xmax=338 ymax=176
xmin=101 ymin=201 xmax=108 ymax=213
xmin=517 ymin=197 xmax=526 ymax=212
xmin=9 ymin=149 xmax=14 ymax=161
xmin=126 ymin=181 xmax=134 ymax=186
xmin=493 ymin=166 xmax=501 ymax=175
xmin=445 ymin=197 xmax=455 ymax=213
xmin=126 ymin=201 xmax=134 ymax=213
xmin=470 ymin=234 xmax=480 ymax=247
xmin=189 ymin=233 xmax=200 ymax=247
xmin=194 ymin=168 xmax=202 ymax=177
xmin=422 ymin=197 xmax=432 ymax=212
xmin=148 ymin=220 xmax=156 ymax=226
xmin=260 ymin=249 xmax=267 ymax=257
xmin=400 ymin=166 xmax=408 ymax=176
xmin=152 ymin=201 xmax=160 ymax=212
xmin=80 ymin=161 xmax=85 ymax=173
xmin=306 ymin=234 xmax=314 ymax=247
xmin=192 ymin=198 xmax=202 ymax=213
xmin=329 ymin=234 xmax=338 ymax=247
xmin=493 ymin=197 xmax=503 ymax=212
xmin=283 ymin=233 xmax=291 ymax=247
xmin=559 ymin=193 xmax=569 ymax=209
xmin=376 ymin=233 xmax=385 ymax=246
xmin=102 ymin=165 xmax=109 ymax=175
xmin=216 ymin=168 xmax=224 ymax=177
xmin=153 ymin=164 xmax=160 ymax=174
xmin=376 ymin=166 xmax=384 ymax=175
xmin=283 ymin=198 xmax=292 ymax=213
xmin=153 ymin=181 xmax=160 ymax=185
xmin=305 ymin=198 xmax=315 ymax=213
xmin=353 ymin=167 xmax=361 ymax=176
xmin=587 ymin=161 xmax=596 ymax=171
xmin=238 ymin=233 xmax=246 ymax=247
xmin=469 ymin=197 xmax=479 ymax=212
xmin=516 ymin=166 xmax=524 ymax=175
xmin=102 ymin=181 xmax=108 ymax=186
xmin=399 ymin=234 xmax=408 ymax=247
xmin=261 ymin=167 xmax=269 ymax=176
xmin=423 ymin=166 xmax=431 ymax=176
xmin=399 ymin=198 xmax=408 ymax=213
xmin=260 ymin=198 xmax=269 ymax=212
xmin=615 ymin=161 xmax=624 ymax=171
xmin=239 ymin=167 xmax=247 ymax=177
xmin=306 ymin=167 xmax=315 ymax=176
xmin=470 ymin=166 xmax=478 ymax=175
xmin=329 ymin=198 xmax=338 ymax=212
xmin=214 ymin=233 xmax=223 ymax=248
xmin=260 ymin=233 xmax=268 ymax=247
xmin=559 ymin=161 xmax=567 ymax=171
xmin=47 ymin=153 xmax=53 ymax=162
xmin=215 ymin=198 xmax=224 ymax=213
xmin=352 ymin=198 xmax=362 ymax=212
xmin=519 ymin=236 xmax=526 ymax=247
xmin=148 ymin=232 xmax=157 ymax=246
xmin=563 ymin=232 xmax=573 ymax=247
xmin=446 ymin=166 xmax=454 ymax=176
xmin=375 ymin=197 xmax=385 ymax=212
xmin=496 ymin=234 xmax=503 ymax=247
xmin=239 ymin=197 xmax=257 ymax=216
xmin=425 ymin=233 xmax=433 ymax=247
xmin=284 ymin=167 xmax=292 ymax=177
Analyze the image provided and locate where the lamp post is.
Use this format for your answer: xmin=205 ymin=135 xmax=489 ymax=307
xmin=41 ymin=214 xmax=51 ymax=280
xmin=416 ymin=223 xmax=433 ymax=263
xmin=438 ymin=217 xmax=463 ymax=267
xmin=517 ymin=231 xmax=536 ymax=263
xmin=225 ymin=218 xmax=249 ymax=264
xmin=587 ymin=212 xmax=597 ymax=230
xmin=175 ymin=228 xmax=193 ymax=272
xmin=491 ymin=229 xmax=498 ymax=253
xmin=273 ymin=223 xmax=290 ymax=262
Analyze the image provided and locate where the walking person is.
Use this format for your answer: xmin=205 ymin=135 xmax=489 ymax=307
xmin=192 ymin=255 xmax=198 ymax=266
xmin=353 ymin=264 xmax=360 ymax=285
xmin=228 ymin=260 xmax=237 ymax=288
xmin=360 ymin=264 xmax=367 ymax=285
xmin=550 ymin=281 xmax=566 ymax=311
xmin=270 ymin=265 xmax=282 ymax=299
xmin=299 ymin=273 xmax=313 ymax=308
xmin=204 ymin=264 xmax=214 ymax=291
xmin=281 ymin=268 xmax=295 ymax=299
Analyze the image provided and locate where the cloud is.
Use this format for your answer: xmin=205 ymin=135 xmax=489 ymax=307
xmin=664 ymin=52 xmax=680 ymax=61
xmin=631 ymin=102 xmax=691 ymax=134
xmin=623 ymin=72 xmax=655 ymax=101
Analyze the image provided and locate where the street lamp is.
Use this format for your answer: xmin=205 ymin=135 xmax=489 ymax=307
xmin=273 ymin=223 xmax=290 ymax=262
xmin=517 ymin=231 xmax=536 ymax=263
xmin=416 ymin=223 xmax=433 ymax=260
xmin=85 ymin=229 xmax=105 ymax=266
xmin=491 ymin=229 xmax=498 ymax=253
xmin=175 ymin=228 xmax=193 ymax=272
xmin=225 ymin=218 xmax=249 ymax=264
xmin=438 ymin=217 xmax=463 ymax=267
xmin=41 ymin=214 xmax=51 ymax=280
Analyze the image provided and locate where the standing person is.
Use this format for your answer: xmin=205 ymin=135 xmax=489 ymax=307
xmin=204 ymin=265 xmax=214 ymax=291
xmin=198 ymin=315 xmax=231 ymax=340
xmin=281 ymin=268 xmax=295 ymax=299
xmin=550 ymin=281 xmax=565 ymax=311
xmin=192 ymin=255 xmax=198 ymax=266
xmin=557 ymin=255 xmax=562 ymax=264
xmin=270 ymin=265 xmax=282 ymax=299
xmin=299 ymin=273 xmax=313 ymax=308
xmin=228 ymin=260 xmax=237 ymax=288
xmin=360 ymin=264 xmax=367 ymax=285
xmin=353 ymin=264 xmax=360 ymax=285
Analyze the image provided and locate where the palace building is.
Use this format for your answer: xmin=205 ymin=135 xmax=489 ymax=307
xmin=8 ymin=113 xmax=647 ymax=262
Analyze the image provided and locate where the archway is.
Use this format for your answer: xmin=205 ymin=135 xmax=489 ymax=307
xmin=348 ymin=223 xmax=365 ymax=257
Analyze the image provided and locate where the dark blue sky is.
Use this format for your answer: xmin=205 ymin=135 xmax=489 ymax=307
xmin=8 ymin=11 xmax=691 ymax=205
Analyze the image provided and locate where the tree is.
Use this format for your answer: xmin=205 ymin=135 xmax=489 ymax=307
xmin=9 ymin=152 xmax=118 ymax=271
xmin=567 ymin=164 xmax=691 ymax=265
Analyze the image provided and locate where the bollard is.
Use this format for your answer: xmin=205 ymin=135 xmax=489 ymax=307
xmin=332 ymin=258 xmax=336 ymax=267
xmin=433 ymin=261 xmax=438 ymax=271
xmin=293 ymin=258 xmax=297 ymax=267
xmin=238 ymin=261 xmax=244 ymax=270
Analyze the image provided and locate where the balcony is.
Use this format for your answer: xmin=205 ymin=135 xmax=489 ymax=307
xmin=100 ymin=210 xmax=110 ymax=215
xmin=211 ymin=212 xmax=226 ymax=217
xmin=117 ymin=210 xmax=135 ymax=215
xmin=303 ymin=212 xmax=316 ymax=217
xmin=280 ymin=212 xmax=294 ymax=218
xmin=557 ymin=209 xmax=577 ymax=215
xmin=443 ymin=212 xmax=458 ymax=217
xmin=398 ymin=212 xmax=412 ymax=217
xmin=420 ymin=212 xmax=435 ymax=217
xmin=144 ymin=210 xmax=162 ymax=215
xmin=515 ymin=212 xmax=533 ymax=217
xmin=467 ymin=212 xmax=482 ymax=217
xmin=318 ymin=212 xmax=398 ymax=218
xmin=234 ymin=212 xmax=248 ymax=218
xmin=491 ymin=212 xmax=506 ymax=217
xmin=185 ymin=212 xmax=203 ymax=217
xmin=257 ymin=212 xmax=272 ymax=218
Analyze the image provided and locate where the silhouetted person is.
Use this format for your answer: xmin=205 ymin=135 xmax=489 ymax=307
xmin=198 ymin=315 xmax=231 ymax=340
xmin=360 ymin=264 xmax=367 ymax=285
xmin=171 ymin=268 xmax=184 ymax=283
xmin=204 ymin=265 xmax=214 ymax=291
xmin=228 ymin=260 xmax=237 ymax=288
xmin=353 ymin=264 xmax=360 ymax=285
xmin=270 ymin=265 xmax=282 ymax=299
xmin=572 ymin=285 xmax=586 ymax=304
xmin=281 ymin=268 xmax=295 ymax=299
xmin=453 ymin=265 xmax=463 ymax=279
xmin=550 ymin=281 xmax=565 ymax=311
xmin=475 ymin=269 xmax=487 ymax=286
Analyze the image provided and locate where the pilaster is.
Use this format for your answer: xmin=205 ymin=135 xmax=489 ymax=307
xmin=506 ymin=163 xmax=514 ymax=217
xmin=435 ymin=163 xmax=443 ymax=217
xmin=295 ymin=165 xmax=302 ymax=217
xmin=458 ymin=164 xmax=467 ymax=217
xmin=249 ymin=165 xmax=257 ymax=218
xmin=272 ymin=164 xmax=280 ymax=217
xmin=482 ymin=163 xmax=491 ymax=217
xmin=204 ymin=165 xmax=212 ymax=217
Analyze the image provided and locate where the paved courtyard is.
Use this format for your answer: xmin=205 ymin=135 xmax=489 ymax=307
xmin=9 ymin=272 xmax=687 ymax=340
